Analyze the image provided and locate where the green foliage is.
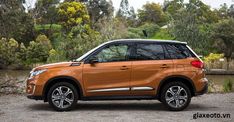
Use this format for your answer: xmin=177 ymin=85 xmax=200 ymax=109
xmin=223 ymin=79 xmax=233 ymax=92
xmin=26 ymin=35 xmax=52 ymax=64
xmin=35 ymin=24 xmax=62 ymax=32
xmin=58 ymin=1 xmax=90 ymax=33
xmin=138 ymin=2 xmax=166 ymax=25
xmin=151 ymin=29 xmax=174 ymax=40
xmin=95 ymin=17 xmax=129 ymax=40
xmin=0 ymin=0 xmax=34 ymax=44
xmin=33 ymin=0 xmax=60 ymax=24
xmin=212 ymin=18 xmax=234 ymax=70
xmin=26 ymin=41 xmax=42 ymax=64
xmin=56 ymin=30 xmax=103 ymax=60
xmin=116 ymin=0 xmax=136 ymax=27
xmin=36 ymin=34 xmax=52 ymax=49
xmin=127 ymin=23 xmax=160 ymax=38
xmin=116 ymin=0 xmax=131 ymax=19
xmin=168 ymin=1 xmax=216 ymax=56
xmin=0 ymin=38 xmax=18 ymax=67
xmin=47 ymin=49 xmax=61 ymax=63
xmin=87 ymin=0 xmax=114 ymax=27
xmin=0 ymin=38 xmax=27 ymax=69
xmin=164 ymin=0 xmax=184 ymax=18
xmin=204 ymin=53 xmax=224 ymax=63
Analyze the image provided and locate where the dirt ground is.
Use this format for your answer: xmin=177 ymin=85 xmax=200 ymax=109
xmin=0 ymin=93 xmax=233 ymax=122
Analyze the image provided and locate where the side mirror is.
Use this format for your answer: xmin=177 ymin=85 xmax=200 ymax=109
xmin=89 ymin=57 xmax=98 ymax=64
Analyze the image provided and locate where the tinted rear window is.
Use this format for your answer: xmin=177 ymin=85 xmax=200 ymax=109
xmin=165 ymin=44 xmax=195 ymax=59
xmin=135 ymin=43 xmax=165 ymax=60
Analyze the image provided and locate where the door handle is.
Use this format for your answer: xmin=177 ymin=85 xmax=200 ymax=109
xmin=160 ymin=64 xmax=169 ymax=68
xmin=120 ymin=66 xmax=129 ymax=70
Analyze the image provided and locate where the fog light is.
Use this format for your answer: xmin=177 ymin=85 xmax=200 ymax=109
xmin=27 ymin=84 xmax=35 ymax=94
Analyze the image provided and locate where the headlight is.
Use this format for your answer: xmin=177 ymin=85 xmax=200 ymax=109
xmin=29 ymin=69 xmax=47 ymax=79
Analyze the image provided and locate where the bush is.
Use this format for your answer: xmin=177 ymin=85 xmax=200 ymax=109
xmin=26 ymin=35 xmax=52 ymax=64
xmin=54 ymin=29 xmax=104 ymax=60
xmin=151 ymin=29 xmax=174 ymax=40
xmin=223 ymin=79 xmax=233 ymax=92
xmin=204 ymin=53 xmax=224 ymax=63
xmin=0 ymin=38 xmax=20 ymax=68
xmin=139 ymin=23 xmax=160 ymax=37
xmin=47 ymin=49 xmax=61 ymax=63
xmin=127 ymin=23 xmax=160 ymax=38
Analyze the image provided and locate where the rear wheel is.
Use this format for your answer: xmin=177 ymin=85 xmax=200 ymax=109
xmin=47 ymin=82 xmax=78 ymax=111
xmin=161 ymin=82 xmax=191 ymax=111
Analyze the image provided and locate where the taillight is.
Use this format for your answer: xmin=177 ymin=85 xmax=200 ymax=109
xmin=191 ymin=60 xmax=204 ymax=68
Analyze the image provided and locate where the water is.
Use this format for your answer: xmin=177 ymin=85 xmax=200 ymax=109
xmin=0 ymin=70 xmax=233 ymax=86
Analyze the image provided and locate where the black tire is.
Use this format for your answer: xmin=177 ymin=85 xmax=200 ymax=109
xmin=47 ymin=82 xmax=78 ymax=111
xmin=160 ymin=82 xmax=191 ymax=111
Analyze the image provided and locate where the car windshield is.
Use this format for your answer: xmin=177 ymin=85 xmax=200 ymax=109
xmin=75 ymin=41 xmax=111 ymax=62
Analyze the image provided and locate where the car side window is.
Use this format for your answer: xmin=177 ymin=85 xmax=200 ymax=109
xmin=94 ymin=44 xmax=129 ymax=63
xmin=165 ymin=44 xmax=194 ymax=59
xmin=135 ymin=43 xmax=165 ymax=60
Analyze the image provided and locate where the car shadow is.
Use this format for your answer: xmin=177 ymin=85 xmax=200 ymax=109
xmin=28 ymin=101 xmax=217 ymax=112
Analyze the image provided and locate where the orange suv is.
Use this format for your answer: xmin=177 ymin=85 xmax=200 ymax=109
xmin=26 ymin=39 xmax=208 ymax=111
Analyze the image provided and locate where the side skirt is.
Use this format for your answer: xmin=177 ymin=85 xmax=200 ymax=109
xmin=80 ymin=95 xmax=158 ymax=101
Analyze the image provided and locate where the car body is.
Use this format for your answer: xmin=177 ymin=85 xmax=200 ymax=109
xmin=26 ymin=39 xmax=208 ymax=111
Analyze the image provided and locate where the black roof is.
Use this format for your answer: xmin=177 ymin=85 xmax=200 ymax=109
xmin=109 ymin=39 xmax=187 ymax=44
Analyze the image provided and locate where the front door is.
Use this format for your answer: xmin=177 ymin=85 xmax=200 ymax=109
xmin=83 ymin=43 xmax=132 ymax=96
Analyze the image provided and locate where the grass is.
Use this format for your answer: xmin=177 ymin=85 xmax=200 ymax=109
xmin=223 ymin=79 xmax=233 ymax=92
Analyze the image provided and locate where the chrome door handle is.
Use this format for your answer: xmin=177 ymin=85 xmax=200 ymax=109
xmin=160 ymin=64 xmax=169 ymax=68
xmin=120 ymin=66 xmax=129 ymax=70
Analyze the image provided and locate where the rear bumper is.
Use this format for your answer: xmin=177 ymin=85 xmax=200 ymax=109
xmin=195 ymin=80 xmax=208 ymax=95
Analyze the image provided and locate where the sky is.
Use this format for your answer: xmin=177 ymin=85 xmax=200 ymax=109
xmin=112 ymin=0 xmax=234 ymax=11
xmin=24 ymin=0 xmax=234 ymax=12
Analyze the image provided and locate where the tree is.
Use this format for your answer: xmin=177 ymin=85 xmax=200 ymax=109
xmin=137 ymin=2 xmax=166 ymax=25
xmin=95 ymin=17 xmax=128 ymax=40
xmin=212 ymin=18 xmax=234 ymax=70
xmin=116 ymin=0 xmax=131 ymax=19
xmin=32 ymin=0 xmax=60 ymax=24
xmin=0 ymin=0 xmax=34 ymax=44
xmin=57 ymin=1 xmax=90 ymax=34
xmin=168 ymin=0 xmax=220 ymax=55
xmin=31 ymin=0 xmax=60 ymax=36
xmin=127 ymin=6 xmax=137 ymax=26
xmin=87 ymin=0 xmax=114 ymax=27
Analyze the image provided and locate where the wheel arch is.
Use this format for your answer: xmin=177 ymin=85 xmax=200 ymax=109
xmin=43 ymin=76 xmax=83 ymax=102
xmin=157 ymin=75 xmax=196 ymax=99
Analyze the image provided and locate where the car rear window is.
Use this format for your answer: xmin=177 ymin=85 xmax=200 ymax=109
xmin=165 ymin=44 xmax=195 ymax=59
xmin=135 ymin=43 xmax=165 ymax=60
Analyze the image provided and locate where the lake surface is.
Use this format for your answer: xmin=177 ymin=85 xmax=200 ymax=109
xmin=0 ymin=70 xmax=233 ymax=85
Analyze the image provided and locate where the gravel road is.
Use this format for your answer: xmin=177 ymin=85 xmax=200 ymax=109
xmin=0 ymin=93 xmax=233 ymax=122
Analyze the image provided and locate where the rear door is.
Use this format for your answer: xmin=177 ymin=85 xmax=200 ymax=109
xmin=130 ymin=42 xmax=174 ymax=96
xmin=164 ymin=43 xmax=201 ymax=82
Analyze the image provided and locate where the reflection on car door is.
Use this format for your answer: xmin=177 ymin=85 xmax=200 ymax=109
xmin=130 ymin=43 xmax=174 ymax=96
xmin=83 ymin=43 xmax=132 ymax=96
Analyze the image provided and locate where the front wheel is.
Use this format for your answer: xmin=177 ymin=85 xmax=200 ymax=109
xmin=47 ymin=82 xmax=78 ymax=111
xmin=161 ymin=82 xmax=191 ymax=111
